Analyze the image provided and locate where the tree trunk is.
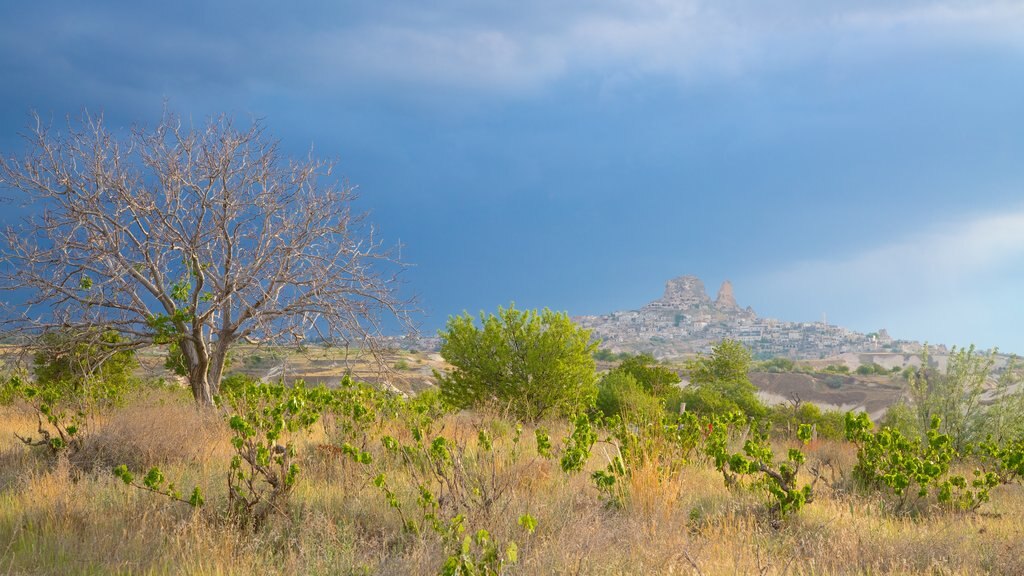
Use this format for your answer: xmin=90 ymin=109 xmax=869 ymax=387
xmin=190 ymin=368 xmax=215 ymax=407
xmin=182 ymin=339 xmax=215 ymax=408
xmin=207 ymin=348 xmax=228 ymax=398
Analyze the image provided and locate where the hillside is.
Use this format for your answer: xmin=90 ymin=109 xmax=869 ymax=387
xmin=575 ymin=275 xmax=919 ymax=360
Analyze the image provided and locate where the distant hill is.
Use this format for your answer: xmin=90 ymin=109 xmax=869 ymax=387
xmin=574 ymin=275 xmax=924 ymax=360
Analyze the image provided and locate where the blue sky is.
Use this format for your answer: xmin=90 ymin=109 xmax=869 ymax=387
xmin=1 ymin=1 xmax=1023 ymax=352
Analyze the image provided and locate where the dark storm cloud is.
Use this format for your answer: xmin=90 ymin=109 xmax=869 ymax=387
xmin=2 ymin=0 xmax=1023 ymax=116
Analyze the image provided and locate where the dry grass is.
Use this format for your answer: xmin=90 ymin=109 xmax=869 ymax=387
xmin=70 ymin=389 xmax=229 ymax=473
xmin=2 ymin=393 xmax=1024 ymax=575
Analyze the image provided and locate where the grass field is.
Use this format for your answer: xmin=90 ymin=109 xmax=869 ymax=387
xmin=2 ymin=386 xmax=1023 ymax=576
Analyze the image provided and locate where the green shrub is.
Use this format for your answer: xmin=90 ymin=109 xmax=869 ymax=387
xmin=879 ymin=400 xmax=923 ymax=441
xmin=706 ymin=413 xmax=815 ymax=516
xmin=757 ymin=357 xmax=795 ymax=373
xmin=218 ymin=373 xmax=260 ymax=399
xmin=845 ymin=412 xmax=998 ymax=514
xmin=769 ymin=403 xmax=846 ymax=440
xmin=6 ymin=330 xmax=139 ymax=457
xmin=33 ymin=329 xmax=139 ymax=406
xmin=684 ymin=340 xmax=766 ymax=419
xmin=856 ymin=363 xmax=890 ymax=376
xmin=595 ymin=371 xmax=664 ymax=427
xmin=823 ymin=364 xmax=850 ymax=374
xmin=435 ymin=304 xmax=598 ymax=420
xmin=613 ymin=354 xmax=681 ymax=397
xmin=221 ymin=379 xmax=324 ymax=529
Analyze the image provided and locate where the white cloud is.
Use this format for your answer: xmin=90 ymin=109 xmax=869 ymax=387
xmin=754 ymin=209 xmax=1024 ymax=351
xmin=290 ymin=0 xmax=1024 ymax=93
xmin=842 ymin=1 xmax=1024 ymax=32
xmin=7 ymin=1 xmax=1024 ymax=99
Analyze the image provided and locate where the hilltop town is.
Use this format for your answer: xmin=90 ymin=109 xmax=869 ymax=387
xmin=574 ymin=275 xmax=923 ymax=360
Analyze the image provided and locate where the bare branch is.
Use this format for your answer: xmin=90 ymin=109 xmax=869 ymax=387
xmin=0 ymin=109 xmax=415 ymax=405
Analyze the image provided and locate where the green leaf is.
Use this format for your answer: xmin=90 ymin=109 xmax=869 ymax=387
xmin=143 ymin=467 xmax=165 ymax=490
xmin=518 ymin=513 xmax=537 ymax=535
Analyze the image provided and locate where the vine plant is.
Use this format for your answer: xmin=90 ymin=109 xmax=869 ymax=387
xmin=845 ymin=412 xmax=999 ymax=514
xmin=222 ymin=380 xmax=323 ymax=529
xmin=705 ymin=413 xmax=816 ymax=516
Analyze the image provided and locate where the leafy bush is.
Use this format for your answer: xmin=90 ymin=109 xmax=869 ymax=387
xmin=439 ymin=516 xmax=524 ymax=576
xmin=595 ymin=371 xmax=664 ymax=427
xmin=613 ymin=354 xmax=681 ymax=397
xmin=683 ymin=340 xmax=766 ymax=419
xmin=906 ymin=345 xmax=995 ymax=450
xmin=221 ymin=380 xmax=324 ymax=529
xmin=973 ymin=436 xmax=1024 ymax=485
xmin=845 ymin=412 xmax=998 ymax=514
xmin=4 ymin=330 xmax=139 ymax=457
xmin=769 ymin=402 xmax=846 ymax=441
xmin=113 ymin=464 xmax=204 ymax=508
xmin=435 ymin=304 xmax=598 ymax=420
xmin=756 ymin=357 xmax=795 ymax=373
xmin=218 ymin=373 xmax=260 ymax=399
xmin=823 ymin=364 xmax=850 ymax=374
xmin=593 ymin=349 xmax=631 ymax=362
xmin=560 ymin=414 xmax=597 ymax=474
xmin=591 ymin=410 xmax=705 ymax=508
xmin=318 ymin=376 xmax=404 ymax=448
xmin=2 ymin=374 xmax=85 ymax=455
xmin=706 ymin=413 xmax=816 ymax=516
xmin=33 ymin=329 xmax=139 ymax=405
xmin=878 ymin=400 xmax=923 ymax=441
xmin=856 ymin=363 xmax=891 ymax=376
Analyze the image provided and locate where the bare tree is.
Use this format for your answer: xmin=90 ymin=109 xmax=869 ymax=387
xmin=0 ymin=110 xmax=412 ymax=406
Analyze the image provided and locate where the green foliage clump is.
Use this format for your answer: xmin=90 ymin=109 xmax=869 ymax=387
xmin=113 ymin=465 xmax=204 ymax=508
xmin=756 ymin=357 xmax=796 ymax=373
xmin=681 ymin=340 xmax=766 ymax=419
xmin=595 ymin=371 xmax=664 ymax=428
xmin=590 ymin=409 xmax=706 ymax=508
xmin=614 ymin=354 xmax=681 ymax=397
xmin=593 ymin=349 xmax=631 ymax=362
xmin=856 ymin=362 xmax=891 ymax=376
xmin=973 ymin=436 xmax=1024 ymax=485
xmin=217 ymin=373 xmax=260 ymax=399
xmin=705 ymin=413 xmax=815 ymax=516
xmin=435 ymin=304 xmax=598 ymax=421
xmin=560 ymin=414 xmax=597 ymax=474
xmin=878 ymin=400 xmax=923 ymax=441
xmin=845 ymin=412 xmax=998 ymax=514
xmin=5 ymin=330 xmax=139 ymax=456
xmin=439 ymin=517 xmax=521 ymax=576
xmin=906 ymin=345 xmax=996 ymax=450
xmin=33 ymin=329 xmax=139 ymax=405
xmin=221 ymin=379 xmax=324 ymax=529
xmin=769 ymin=402 xmax=846 ymax=441
xmin=977 ymin=359 xmax=1024 ymax=441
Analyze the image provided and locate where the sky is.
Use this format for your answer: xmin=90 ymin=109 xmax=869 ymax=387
xmin=0 ymin=1 xmax=1023 ymax=352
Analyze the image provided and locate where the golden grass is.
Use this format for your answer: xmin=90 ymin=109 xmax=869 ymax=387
xmin=2 ymin=393 xmax=1024 ymax=575
xmin=70 ymin=389 xmax=229 ymax=473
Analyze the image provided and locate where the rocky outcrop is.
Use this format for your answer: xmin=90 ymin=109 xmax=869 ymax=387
xmin=715 ymin=280 xmax=738 ymax=310
xmin=574 ymin=274 xmax=910 ymax=360
xmin=643 ymin=276 xmax=711 ymax=311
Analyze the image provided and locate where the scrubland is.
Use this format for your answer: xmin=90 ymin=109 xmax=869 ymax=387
xmin=2 ymin=387 xmax=1022 ymax=576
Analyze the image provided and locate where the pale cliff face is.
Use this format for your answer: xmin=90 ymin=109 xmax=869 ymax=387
xmin=715 ymin=280 xmax=738 ymax=309
xmin=645 ymin=275 xmax=711 ymax=310
xmin=573 ymin=273 xmax=910 ymax=360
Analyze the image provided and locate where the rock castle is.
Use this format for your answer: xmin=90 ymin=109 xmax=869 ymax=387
xmin=575 ymin=275 xmax=910 ymax=359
